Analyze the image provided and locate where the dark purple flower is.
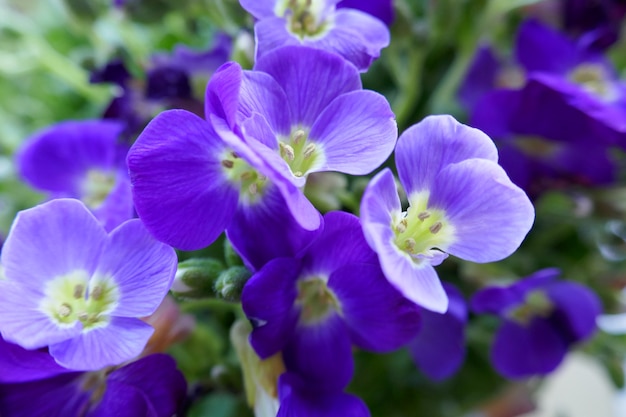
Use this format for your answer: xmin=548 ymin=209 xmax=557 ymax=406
xmin=242 ymin=211 xmax=421 ymax=389
xmin=17 ymin=120 xmax=133 ymax=231
xmin=0 ymin=199 xmax=176 ymax=370
xmin=337 ymin=0 xmax=394 ymax=26
xmin=0 ymin=348 xmax=187 ymax=417
xmin=408 ymin=283 xmax=467 ymax=381
xmin=562 ymin=0 xmax=626 ymax=50
xmin=471 ymin=268 xmax=601 ymax=379
xmin=239 ymin=0 xmax=389 ymax=71
xmin=277 ymin=372 xmax=370 ymax=417
xmin=361 ymin=115 xmax=534 ymax=313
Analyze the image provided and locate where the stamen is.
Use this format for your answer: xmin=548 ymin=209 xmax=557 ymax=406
xmin=292 ymin=129 xmax=306 ymax=143
xmin=280 ymin=143 xmax=295 ymax=161
xmin=91 ymin=286 xmax=103 ymax=300
xmin=294 ymin=171 xmax=303 ymax=177
xmin=404 ymin=238 xmax=416 ymax=253
xmin=78 ymin=312 xmax=89 ymax=321
xmin=248 ymin=183 xmax=258 ymax=195
xmin=240 ymin=172 xmax=253 ymax=181
xmin=429 ymin=222 xmax=443 ymax=234
xmin=257 ymin=174 xmax=267 ymax=181
xmin=73 ymin=284 xmax=85 ymax=299
xmin=396 ymin=219 xmax=407 ymax=234
xmin=418 ymin=211 xmax=431 ymax=221
xmin=230 ymin=152 xmax=239 ymax=159
xmin=58 ymin=303 xmax=72 ymax=318
xmin=221 ymin=160 xmax=234 ymax=169
xmin=303 ymin=143 xmax=316 ymax=159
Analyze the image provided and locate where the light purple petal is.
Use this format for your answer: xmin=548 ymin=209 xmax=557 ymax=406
xmin=308 ymin=90 xmax=396 ymax=175
xmin=227 ymin=185 xmax=323 ymax=271
xmin=0 ymin=281 xmax=82 ymax=349
xmin=301 ymin=211 xmax=378 ymax=277
xmin=333 ymin=9 xmax=389 ymax=49
xmin=409 ymin=284 xmax=467 ymax=381
xmin=17 ymin=120 xmax=123 ymax=195
xmin=254 ymin=17 xmax=301 ymax=67
xmin=430 ymin=159 xmax=535 ymax=263
xmin=360 ymin=169 xmax=448 ymax=313
xmin=278 ymin=372 xmax=370 ymax=417
xmin=240 ymin=70 xmax=292 ymax=137
xmin=1 ymin=199 xmax=106 ymax=290
xmin=95 ymin=219 xmax=177 ymax=318
xmin=545 ymin=282 xmax=601 ymax=342
xmin=205 ymin=62 xmax=243 ymax=131
xmin=239 ymin=0 xmax=277 ymax=19
xmin=396 ymin=115 xmax=498 ymax=195
xmin=0 ymin=337 xmax=71 ymax=383
xmin=283 ymin=313 xmax=354 ymax=390
xmin=254 ymin=46 xmax=362 ymax=127
xmin=242 ymin=258 xmax=300 ymax=359
xmin=127 ymin=110 xmax=239 ymax=250
xmin=330 ymin=264 xmax=421 ymax=352
xmin=49 ymin=317 xmax=154 ymax=371
xmin=492 ymin=318 xmax=567 ymax=379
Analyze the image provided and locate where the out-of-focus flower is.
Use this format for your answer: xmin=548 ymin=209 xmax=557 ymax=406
xmin=17 ymin=120 xmax=133 ymax=231
xmin=471 ymin=268 xmax=601 ymax=378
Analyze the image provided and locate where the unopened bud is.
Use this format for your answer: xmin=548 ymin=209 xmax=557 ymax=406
xmin=172 ymin=258 xmax=224 ymax=299
xmin=215 ymin=266 xmax=252 ymax=302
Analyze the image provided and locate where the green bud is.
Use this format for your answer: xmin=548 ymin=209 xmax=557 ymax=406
xmin=223 ymin=239 xmax=244 ymax=267
xmin=172 ymin=258 xmax=224 ymax=299
xmin=215 ymin=266 xmax=252 ymax=302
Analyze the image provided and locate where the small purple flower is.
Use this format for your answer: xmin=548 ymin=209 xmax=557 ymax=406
xmin=408 ymin=283 xmax=467 ymax=381
xmin=361 ymin=115 xmax=535 ymax=313
xmin=0 ymin=343 xmax=187 ymax=417
xmin=18 ymin=120 xmax=133 ymax=231
xmin=337 ymin=0 xmax=394 ymax=26
xmin=0 ymin=199 xmax=176 ymax=370
xmin=242 ymin=211 xmax=421 ymax=389
xmin=471 ymin=268 xmax=601 ymax=379
xmin=239 ymin=0 xmax=389 ymax=71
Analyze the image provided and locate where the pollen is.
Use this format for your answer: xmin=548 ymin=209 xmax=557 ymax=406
xmin=303 ymin=143 xmax=316 ymax=159
xmin=221 ymin=159 xmax=234 ymax=168
xmin=91 ymin=285 xmax=103 ymax=300
xmin=73 ymin=284 xmax=85 ymax=299
xmin=280 ymin=143 xmax=296 ymax=161
xmin=58 ymin=303 xmax=72 ymax=317
xmin=429 ymin=222 xmax=443 ymax=234
xmin=418 ymin=211 xmax=431 ymax=221
xmin=292 ymin=129 xmax=306 ymax=143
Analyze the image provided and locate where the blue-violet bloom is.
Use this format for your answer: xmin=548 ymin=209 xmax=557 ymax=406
xmin=18 ymin=120 xmax=133 ymax=231
xmin=361 ymin=115 xmax=535 ymax=313
xmin=239 ymin=0 xmax=389 ymax=71
xmin=0 ymin=199 xmax=177 ymax=370
xmin=471 ymin=268 xmax=601 ymax=379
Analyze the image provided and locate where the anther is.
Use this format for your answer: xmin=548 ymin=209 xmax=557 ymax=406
xmin=294 ymin=171 xmax=304 ymax=177
xmin=78 ymin=312 xmax=89 ymax=321
xmin=417 ymin=211 xmax=431 ymax=221
xmin=396 ymin=220 xmax=407 ymax=234
xmin=404 ymin=238 xmax=416 ymax=253
xmin=257 ymin=174 xmax=267 ymax=181
xmin=73 ymin=284 xmax=85 ymax=299
xmin=240 ymin=172 xmax=253 ymax=181
xmin=292 ymin=129 xmax=306 ymax=143
xmin=303 ymin=143 xmax=316 ymax=159
xmin=429 ymin=222 xmax=443 ymax=234
xmin=280 ymin=143 xmax=295 ymax=161
xmin=91 ymin=285 xmax=103 ymax=300
xmin=248 ymin=183 xmax=258 ymax=195
xmin=58 ymin=303 xmax=72 ymax=318
xmin=230 ymin=151 xmax=239 ymax=159
xmin=221 ymin=160 xmax=234 ymax=169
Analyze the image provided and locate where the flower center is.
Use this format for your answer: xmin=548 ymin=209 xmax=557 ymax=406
xmin=568 ymin=63 xmax=616 ymax=101
xmin=392 ymin=192 xmax=455 ymax=265
xmin=221 ymin=150 xmax=268 ymax=203
xmin=514 ymin=136 xmax=562 ymax=158
xmin=279 ymin=128 xmax=323 ymax=179
xmin=507 ymin=290 xmax=554 ymax=325
xmin=82 ymin=170 xmax=116 ymax=208
xmin=276 ymin=0 xmax=332 ymax=38
xmin=40 ymin=270 xmax=120 ymax=331
xmin=296 ymin=277 xmax=340 ymax=325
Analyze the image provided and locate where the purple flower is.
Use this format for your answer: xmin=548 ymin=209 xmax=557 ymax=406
xmin=0 ymin=199 xmax=176 ymax=370
xmin=17 ymin=120 xmax=134 ymax=231
xmin=239 ymin=0 xmax=389 ymax=71
xmin=0 ymin=342 xmax=186 ymax=417
xmin=408 ymin=283 xmax=467 ymax=381
xmin=471 ymin=268 xmax=601 ymax=379
xmin=337 ymin=0 xmax=394 ymax=26
xmin=242 ymin=211 xmax=421 ymax=389
xmin=361 ymin=115 xmax=535 ymax=313
xmin=277 ymin=372 xmax=370 ymax=417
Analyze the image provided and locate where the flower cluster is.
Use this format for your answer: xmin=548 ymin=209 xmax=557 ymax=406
xmin=1 ymin=1 xmax=610 ymax=416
